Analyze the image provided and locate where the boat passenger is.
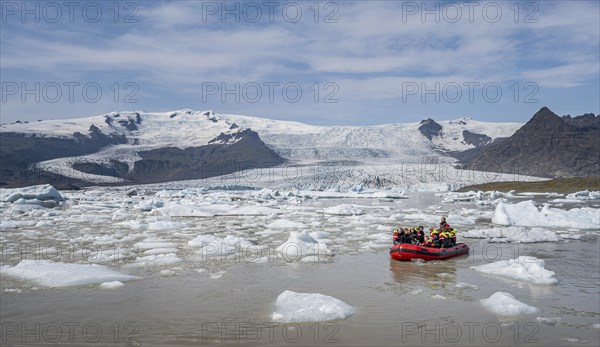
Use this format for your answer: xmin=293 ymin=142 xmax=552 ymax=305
xmin=440 ymin=216 xmax=450 ymax=230
xmin=392 ymin=229 xmax=401 ymax=244
xmin=416 ymin=226 xmax=425 ymax=244
xmin=439 ymin=230 xmax=448 ymax=248
xmin=449 ymin=228 xmax=457 ymax=246
xmin=426 ymin=228 xmax=441 ymax=247
xmin=410 ymin=228 xmax=419 ymax=244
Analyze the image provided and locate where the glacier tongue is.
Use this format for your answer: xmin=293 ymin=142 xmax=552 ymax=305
xmin=2 ymin=109 xmax=526 ymax=187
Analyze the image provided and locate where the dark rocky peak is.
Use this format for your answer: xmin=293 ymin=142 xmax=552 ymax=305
xmin=86 ymin=125 xmax=127 ymax=145
xmin=449 ymin=117 xmax=472 ymax=125
xmin=105 ymin=113 xmax=139 ymax=130
xmin=88 ymin=125 xmax=103 ymax=138
xmin=418 ymin=118 xmax=442 ymax=140
xmin=562 ymin=113 xmax=599 ymax=130
xmin=208 ymin=128 xmax=258 ymax=145
xmin=515 ymin=107 xmax=572 ymax=134
xmin=117 ymin=118 xmax=138 ymax=131
xmin=462 ymin=130 xmax=492 ymax=147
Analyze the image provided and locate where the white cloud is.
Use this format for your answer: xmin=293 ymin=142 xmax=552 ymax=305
xmin=0 ymin=1 xmax=597 ymax=122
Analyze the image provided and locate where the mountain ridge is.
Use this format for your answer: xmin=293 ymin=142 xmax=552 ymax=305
xmin=457 ymin=107 xmax=599 ymax=178
xmin=2 ymin=107 xmax=593 ymax=188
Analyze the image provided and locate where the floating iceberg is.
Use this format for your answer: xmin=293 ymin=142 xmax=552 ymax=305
xmin=100 ymin=281 xmax=125 ymax=289
xmin=0 ymin=184 xmax=64 ymax=203
xmin=188 ymin=234 xmax=251 ymax=256
xmin=462 ymin=226 xmax=561 ymax=243
xmin=323 ymin=204 xmax=364 ymax=216
xmin=276 ymin=230 xmax=332 ymax=261
xmin=267 ymin=219 xmax=308 ymax=229
xmin=492 ymin=200 xmax=599 ymax=229
xmin=272 ymin=290 xmax=355 ymax=322
xmin=1 ymin=260 xmax=140 ymax=287
xmin=471 ymin=256 xmax=557 ymax=285
xmin=480 ymin=292 xmax=538 ymax=316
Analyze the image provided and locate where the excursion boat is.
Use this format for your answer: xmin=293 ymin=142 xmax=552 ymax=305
xmin=389 ymin=243 xmax=469 ymax=261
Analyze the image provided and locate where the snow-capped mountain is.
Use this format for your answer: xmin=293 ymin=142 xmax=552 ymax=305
xmin=217 ymin=113 xmax=521 ymax=162
xmin=0 ymin=109 xmax=522 ymax=188
xmin=0 ymin=110 xmax=284 ymax=187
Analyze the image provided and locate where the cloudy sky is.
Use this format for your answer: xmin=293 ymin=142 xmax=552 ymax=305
xmin=1 ymin=0 xmax=598 ymax=124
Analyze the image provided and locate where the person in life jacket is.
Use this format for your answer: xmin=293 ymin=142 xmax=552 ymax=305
xmin=392 ymin=229 xmax=401 ymax=244
xmin=449 ymin=228 xmax=457 ymax=246
xmin=410 ymin=228 xmax=419 ymax=244
xmin=439 ymin=230 xmax=449 ymax=248
xmin=426 ymin=228 xmax=441 ymax=247
xmin=416 ymin=226 xmax=425 ymax=244
xmin=402 ymin=228 xmax=412 ymax=243
xmin=394 ymin=228 xmax=409 ymax=244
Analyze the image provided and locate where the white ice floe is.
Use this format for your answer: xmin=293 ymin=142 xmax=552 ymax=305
xmin=323 ymin=204 xmax=365 ymax=216
xmin=0 ymin=184 xmax=63 ymax=203
xmin=470 ymin=256 xmax=557 ymax=285
xmin=480 ymin=292 xmax=538 ymax=316
xmin=455 ymin=283 xmax=479 ymax=290
xmin=550 ymin=190 xmax=600 ymax=204
xmin=361 ymin=232 xmax=392 ymax=249
xmin=446 ymin=213 xmax=476 ymax=225
xmin=0 ymin=220 xmax=36 ymax=231
xmin=147 ymin=220 xmax=188 ymax=231
xmin=1 ymin=260 xmax=139 ymax=287
xmin=492 ymin=201 xmax=599 ymax=229
xmin=159 ymin=269 xmax=176 ymax=276
xmin=135 ymin=199 xmax=164 ymax=211
xmin=100 ymin=281 xmax=125 ymax=289
xmin=566 ymin=190 xmax=600 ymax=201
xmin=267 ymin=219 xmax=308 ymax=229
xmin=462 ymin=227 xmax=561 ymax=243
xmin=562 ymin=337 xmax=591 ymax=344
xmin=150 ymin=201 xmax=279 ymax=217
xmin=210 ymin=270 xmax=226 ymax=279
xmin=272 ymin=290 xmax=355 ymax=323
xmin=276 ymin=231 xmax=332 ymax=261
xmin=309 ymin=231 xmax=331 ymax=242
xmin=188 ymin=234 xmax=252 ymax=256
xmin=536 ymin=317 xmax=561 ymax=325
xmin=135 ymin=253 xmax=182 ymax=267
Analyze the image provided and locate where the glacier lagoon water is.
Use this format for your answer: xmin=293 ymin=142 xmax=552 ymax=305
xmin=1 ymin=189 xmax=599 ymax=346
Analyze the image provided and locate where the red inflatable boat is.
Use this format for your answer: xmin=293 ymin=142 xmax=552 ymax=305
xmin=389 ymin=243 xmax=469 ymax=261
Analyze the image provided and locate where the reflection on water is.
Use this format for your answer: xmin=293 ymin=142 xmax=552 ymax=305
xmin=389 ymin=258 xmax=457 ymax=287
